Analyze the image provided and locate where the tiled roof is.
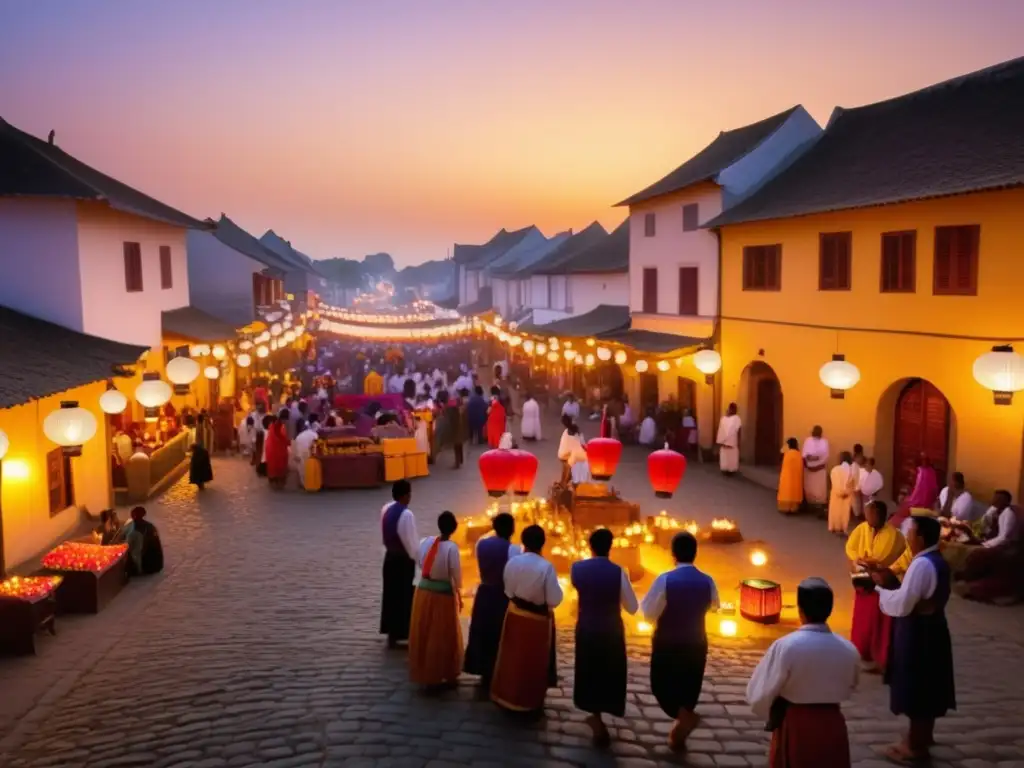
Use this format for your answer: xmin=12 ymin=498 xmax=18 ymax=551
xmin=209 ymin=215 xmax=294 ymax=274
xmin=616 ymin=107 xmax=800 ymax=207
xmin=162 ymin=306 xmax=240 ymax=343
xmin=705 ymin=57 xmax=1024 ymax=227
xmin=0 ymin=306 xmax=147 ymax=409
xmin=524 ymin=305 xmax=630 ymax=338
xmin=453 ymin=226 xmax=535 ymax=267
xmin=535 ymin=220 xmax=628 ymax=275
xmin=519 ymin=223 xmax=608 ymax=276
xmin=487 ymin=230 xmax=572 ymax=276
xmin=259 ymin=231 xmax=325 ymax=277
xmin=0 ymin=117 xmax=211 ymax=230
xmin=597 ymin=328 xmax=707 ymax=355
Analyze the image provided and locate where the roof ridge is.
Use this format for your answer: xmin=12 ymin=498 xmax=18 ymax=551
xmin=1 ymin=117 xmax=104 ymax=201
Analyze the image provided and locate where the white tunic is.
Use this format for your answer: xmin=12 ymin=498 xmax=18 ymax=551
xmin=980 ymin=506 xmax=1019 ymax=548
xmin=859 ymin=468 xmax=884 ymax=501
xmin=716 ymin=414 xmax=742 ymax=472
xmin=877 ymin=545 xmax=940 ymax=616
xmin=417 ymin=536 xmax=462 ymax=589
xmin=638 ymin=417 xmax=657 ymax=446
xmin=828 ymin=462 xmax=855 ymax=533
xmin=520 ymin=398 xmax=542 ymax=440
xmin=937 ymin=487 xmax=975 ymax=522
xmin=746 ymin=624 xmax=860 ymax=719
xmin=503 ymin=552 xmax=564 ymax=607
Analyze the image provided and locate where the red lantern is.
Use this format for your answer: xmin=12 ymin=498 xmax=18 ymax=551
xmin=509 ymin=449 xmax=539 ymax=497
xmin=585 ymin=438 xmax=622 ymax=481
xmin=478 ymin=449 xmax=518 ymax=498
xmin=648 ymin=444 xmax=687 ymax=498
xmin=739 ymin=578 xmax=783 ymax=624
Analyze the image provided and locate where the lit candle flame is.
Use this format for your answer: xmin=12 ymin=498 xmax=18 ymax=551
xmin=719 ymin=619 xmax=738 ymax=637
xmin=750 ymin=549 xmax=768 ymax=567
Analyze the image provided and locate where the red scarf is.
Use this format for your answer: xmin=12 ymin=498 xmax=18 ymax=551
xmin=421 ymin=536 xmax=444 ymax=579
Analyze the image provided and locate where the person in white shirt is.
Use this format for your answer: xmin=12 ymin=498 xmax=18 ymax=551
xmin=802 ymin=426 xmax=831 ymax=516
xmin=716 ymin=403 xmax=742 ymax=475
xmin=380 ymin=480 xmax=419 ymax=648
xmin=936 ymin=472 xmax=975 ymax=522
xmin=859 ymin=457 xmax=884 ymax=508
xmin=641 ymin=531 xmax=719 ymax=751
xmin=290 ymin=419 xmax=319 ymax=488
xmin=746 ymin=578 xmax=859 ymax=767
xmin=491 ymin=524 xmax=563 ymax=712
xmin=520 ymin=393 xmax=542 ymax=441
xmin=561 ymin=393 xmax=581 ymax=423
xmin=828 ymin=451 xmax=856 ymax=535
xmin=408 ymin=511 xmax=463 ymax=688
xmin=558 ymin=423 xmax=591 ymax=484
xmin=978 ymin=489 xmax=1018 ymax=549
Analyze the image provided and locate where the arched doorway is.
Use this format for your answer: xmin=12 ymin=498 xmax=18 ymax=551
xmin=893 ymin=379 xmax=951 ymax=494
xmin=738 ymin=361 xmax=783 ymax=466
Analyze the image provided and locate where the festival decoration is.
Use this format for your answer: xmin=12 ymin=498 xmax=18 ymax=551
xmin=135 ymin=372 xmax=172 ymax=421
xmin=973 ymin=344 xmax=1024 ymax=404
xmin=693 ymin=349 xmax=722 ymax=381
xmin=749 ymin=549 xmax=768 ymax=567
xmin=212 ymin=345 xmax=227 ymax=360
xmin=0 ymin=575 xmax=63 ymax=602
xmin=739 ymin=578 xmax=782 ymax=624
xmin=509 ymin=449 xmax=539 ymax=497
xmin=819 ymin=354 xmax=861 ymax=399
xmin=256 ymin=345 xmax=270 ymax=359
xmin=647 ymin=443 xmax=686 ymax=498
xmin=42 ymin=401 xmax=98 ymax=457
xmin=656 ymin=360 xmax=671 ymax=372
xmin=236 ymin=353 xmax=252 ymax=368
xmin=585 ymin=437 xmax=623 ymax=481
xmin=166 ymin=355 xmax=200 ymax=394
xmin=204 ymin=365 xmax=220 ymax=380
xmin=614 ymin=350 xmax=627 ymax=365
xmin=635 ymin=359 xmax=648 ymax=373
xmin=98 ymin=385 xmax=128 ymax=415
xmin=190 ymin=344 xmax=211 ymax=357
xmin=42 ymin=543 xmax=127 ymax=572
xmin=710 ymin=518 xmax=742 ymax=543
xmin=478 ymin=450 xmax=518 ymax=497
xmin=597 ymin=347 xmax=611 ymax=362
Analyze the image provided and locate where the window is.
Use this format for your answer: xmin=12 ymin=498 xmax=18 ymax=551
xmin=819 ymin=232 xmax=852 ymax=290
xmin=682 ymin=203 xmax=699 ymax=232
xmin=123 ymin=242 xmax=143 ymax=292
xmin=880 ymin=231 xmax=916 ymax=293
xmin=678 ymin=267 xmax=699 ymax=315
xmin=159 ymin=245 xmax=173 ymax=289
xmin=644 ymin=212 xmax=656 ymax=237
xmin=46 ymin=448 xmax=74 ymax=517
xmin=642 ymin=268 xmax=658 ymax=313
xmin=742 ymin=245 xmax=782 ymax=291
xmin=933 ymin=225 xmax=980 ymax=296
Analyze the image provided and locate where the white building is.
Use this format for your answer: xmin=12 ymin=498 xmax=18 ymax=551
xmin=453 ymin=226 xmax=540 ymax=309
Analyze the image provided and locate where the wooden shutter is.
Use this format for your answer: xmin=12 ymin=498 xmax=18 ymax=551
xmin=682 ymin=203 xmax=699 ymax=232
xmin=644 ymin=213 xmax=656 ymax=237
xmin=819 ymin=233 xmax=851 ymax=290
xmin=47 ymin=448 xmax=66 ymax=515
xmin=934 ymin=225 xmax=979 ymax=295
xmin=159 ymin=245 xmax=173 ymax=289
xmin=678 ymin=267 xmax=698 ymax=315
xmin=123 ymin=242 xmax=143 ymax=292
xmin=881 ymin=231 xmax=916 ymax=292
xmin=765 ymin=245 xmax=781 ymax=290
xmin=642 ymin=268 xmax=658 ymax=313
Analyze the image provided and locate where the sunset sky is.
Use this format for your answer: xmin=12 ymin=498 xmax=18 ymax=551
xmin=2 ymin=0 xmax=1022 ymax=267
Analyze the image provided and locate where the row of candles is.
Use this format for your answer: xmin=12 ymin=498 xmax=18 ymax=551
xmin=1 ymin=543 xmax=129 ymax=602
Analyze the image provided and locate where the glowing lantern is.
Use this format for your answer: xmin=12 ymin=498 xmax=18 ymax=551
xmin=973 ymin=344 xmax=1024 ymax=404
xmin=256 ymin=345 xmax=270 ymax=358
xmin=586 ymin=338 xmax=596 ymax=347
xmin=236 ymin=353 xmax=252 ymax=368
xmin=478 ymin=449 xmax=518 ymax=498
xmin=693 ymin=349 xmax=722 ymax=378
xmin=563 ymin=349 xmax=576 ymax=361
xmin=509 ymin=449 xmax=539 ymax=497
xmin=166 ymin=355 xmax=201 ymax=395
xmin=98 ymin=386 xmax=128 ymax=415
xmin=283 ymin=330 xmax=296 ymax=343
xmin=509 ymin=335 xmax=522 ymax=347
xmin=0 ymin=428 xmax=10 ymax=460
xmin=43 ymin=401 xmax=98 ymax=457
xmin=212 ymin=345 xmax=227 ymax=360
xmin=585 ymin=354 xmax=595 ymax=366
xmin=204 ymin=365 xmax=220 ymax=380
xmin=635 ymin=359 xmax=648 ymax=373
xmin=614 ymin=350 xmax=627 ymax=365
xmin=270 ymin=323 xmax=283 ymax=337
xmin=719 ymin=619 xmax=738 ymax=637
xmin=522 ymin=340 xmax=535 ymax=354
xmin=648 ymin=443 xmax=687 ymax=498
xmin=819 ymin=354 xmax=861 ymax=399
xmin=135 ymin=372 xmax=172 ymax=421
xmin=740 ymin=578 xmax=783 ymax=624
xmin=537 ymin=343 xmax=548 ymax=355
xmin=190 ymin=343 xmax=211 ymax=357
xmin=546 ymin=351 xmax=559 ymax=363
xmin=597 ymin=347 xmax=611 ymax=362
xmin=238 ymin=339 xmax=254 ymax=351
xmin=585 ymin=437 xmax=623 ymax=481
xmin=656 ymin=360 xmax=671 ymax=372
xmin=750 ymin=549 xmax=768 ymax=567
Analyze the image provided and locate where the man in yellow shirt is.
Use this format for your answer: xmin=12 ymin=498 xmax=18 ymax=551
xmin=363 ymin=368 xmax=384 ymax=396
xmin=847 ymin=501 xmax=905 ymax=673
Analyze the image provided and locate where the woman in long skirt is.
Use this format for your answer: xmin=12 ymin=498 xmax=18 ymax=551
xmin=265 ymin=410 xmax=291 ymax=489
xmin=408 ymin=512 xmax=463 ymax=687
xmin=464 ymin=513 xmax=519 ymax=685
xmin=486 ymin=388 xmax=507 ymax=449
xmin=189 ymin=412 xmax=214 ymax=490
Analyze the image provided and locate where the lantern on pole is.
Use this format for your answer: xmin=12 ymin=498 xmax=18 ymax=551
xmin=648 ymin=443 xmax=687 ymax=498
xmin=585 ymin=437 xmax=623 ymax=481
xmin=42 ymin=401 xmax=98 ymax=457
xmin=510 ymin=449 xmax=539 ymax=497
xmin=478 ymin=450 xmax=518 ymax=498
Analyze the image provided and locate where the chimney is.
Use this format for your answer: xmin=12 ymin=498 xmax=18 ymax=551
xmin=47 ymin=130 xmax=55 ymax=145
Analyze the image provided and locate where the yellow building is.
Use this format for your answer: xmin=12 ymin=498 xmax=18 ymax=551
xmin=706 ymin=57 xmax=1024 ymax=501
xmin=0 ymin=307 xmax=145 ymax=573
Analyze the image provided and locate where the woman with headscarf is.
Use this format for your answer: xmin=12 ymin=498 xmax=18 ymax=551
xmin=265 ymin=408 xmax=292 ymax=489
xmin=486 ymin=386 xmax=507 ymax=449
xmin=125 ymin=506 xmax=164 ymax=576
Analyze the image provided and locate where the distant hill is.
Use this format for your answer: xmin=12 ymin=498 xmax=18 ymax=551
xmin=395 ymin=259 xmax=455 ymax=290
xmin=318 ymin=253 xmax=454 ymax=297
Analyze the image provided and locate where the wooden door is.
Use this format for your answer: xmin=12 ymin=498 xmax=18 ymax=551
xmin=676 ymin=377 xmax=696 ymax=411
xmin=893 ymin=379 xmax=949 ymax=493
xmin=754 ymin=377 xmax=782 ymax=465
xmin=640 ymin=373 xmax=659 ymax=412
xmin=678 ymin=267 xmax=699 ymax=315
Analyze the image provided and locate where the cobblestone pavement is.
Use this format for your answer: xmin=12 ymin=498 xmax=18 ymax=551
xmin=2 ymin=418 xmax=1024 ymax=768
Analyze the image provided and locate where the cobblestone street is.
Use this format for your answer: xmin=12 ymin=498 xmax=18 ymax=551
xmin=2 ymin=426 xmax=1024 ymax=768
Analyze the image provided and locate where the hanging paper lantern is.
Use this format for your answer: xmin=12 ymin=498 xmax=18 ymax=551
xmin=693 ymin=349 xmax=722 ymax=376
xmin=656 ymin=360 xmax=671 ymax=372
xmin=522 ymin=339 xmax=535 ymax=355
xmin=204 ymin=365 xmax=220 ymax=380
xmin=43 ymin=401 xmax=98 ymax=457
xmin=135 ymin=372 xmax=172 ymax=421
xmin=478 ymin=449 xmax=518 ymax=497
xmin=212 ymin=345 xmax=227 ymax=360
xmin=256 ymin=345 xmax=270 ymax=358
xmin=509 ymin=449 xmax=539 ymax=497
xmin=973 ymin=344 xmax=1024 ymax=405
xmin=614 ymin=350 xmax=627 ymax=365
xmin=586 ymin=437 xmax=623 ymax=481
xmin=236 ymin=353 xmax=252 ymax=368
xmin=819 ymin=354 xmax=861 ymax=399
xmin=166 ymin=355 xmax=200 ymax=395
xmin=537 ymin=343 xmax=548 ymax=356
xmin=546 ymin=351 xmax=559 ymax=362
xmin=635 ymin=359 xmax=649 ymax=373
xmin=597 ymin=347 xmax=611 ymax=362
xmin=190 ymin=343 xmax=211 ymax=357
xmin=648 ymin=443 xmax=687 ymax=498
xmin=238 ymin=339 xmax=254 ymax=351
xmin=98 ymin=386 xmax=128 ymax=415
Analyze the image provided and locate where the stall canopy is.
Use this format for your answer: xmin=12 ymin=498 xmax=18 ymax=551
xmin=520 ymin=304 xmax=629 ymax=337
xmin=597 ymin=327 xmax=708 ymax=355
xmin=0 ymin=305 xmax=146 ymax=409
xmin=161 ymin=306 xmax=240 ymax=343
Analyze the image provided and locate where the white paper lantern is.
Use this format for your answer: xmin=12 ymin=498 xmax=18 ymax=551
xmin=256 ymin=345 xmax=270 ymax=359
xmin=212 ymin=345 xmax=227 ymax=360
xmin=270 ymin=323 xmax=283 ymax=337
xmin=585 ymin=354 xmax=595 ymax=366
xmin=522 ymin=340 xmax=535 ymax=355
xmin=597 ymin=347 xmax=612 ymax=362
xmin=135 ymin=372 xmax=172 ymax=419
xmin=166 ymin=356 xmax=200 ymax=394
xmin=656 ymin=360 xmax=671 ymax=372
xmin=546 ymin=351 xmax=559 ymax=362
xmin=635 ymin=360 xmax=649 ymax=373
xmin=238 ymin=339 xmax=254 ymax=351
xmin=190 ymin=344 xmax=211 ymax=357
xmin=236 ymin=353 xmax=252 ymax=368
xmin=99 ymin=387 xmax=128 ymax=415
xmin=693 ymin=349 xmax=723 ymax=376
xmin=563 ymin=349 xmax=576 ymax=361
xmin=0 ymin=428 xmax=10 ymax=460
xmin=204 ymin=365 xmax=220 ymax=380
xmin=614 ymin=350 xmax=627 ymax=365
xmin=973 ymin=345 xmax=1024 ymax=404
xmin=536 ymin=343 xmax=547 ymax=356
xmin=283 ymin=330 xmax=296 ymax=343
xmin=43 ymin=401 xmax=98 ymax=456
xmin=509 ymin=335 xmax=522 ymax=347
xmin=819 ymin=354 xmax=861 ymax=398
